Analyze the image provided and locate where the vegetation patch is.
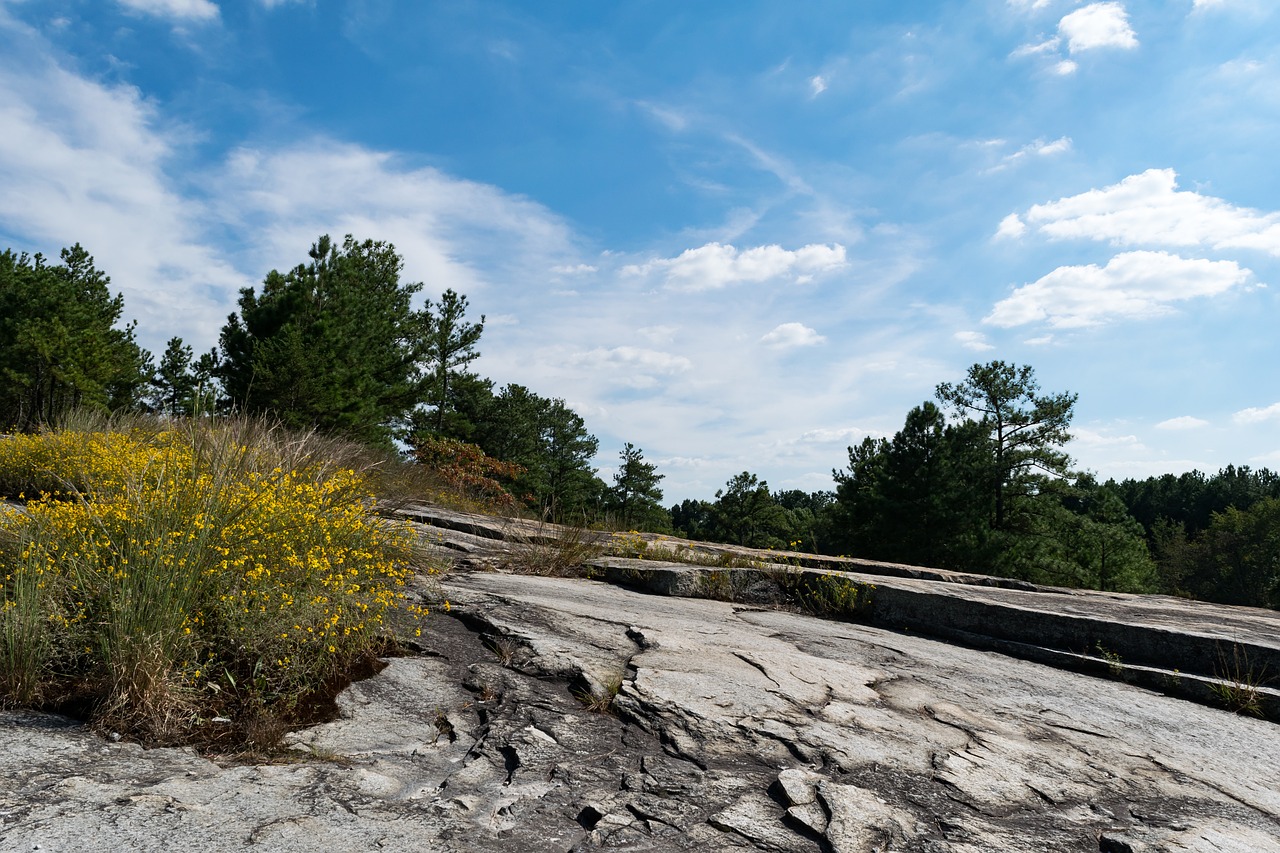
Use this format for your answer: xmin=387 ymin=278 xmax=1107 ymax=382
xmin=1210 ymin=643 xmax=1270 ymax=717
xmin=0 ymin=418 xmax=426 ymax=749
xmin=782 ymin=572 xmax=876 ymax=620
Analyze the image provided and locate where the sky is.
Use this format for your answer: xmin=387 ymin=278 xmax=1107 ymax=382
xmin=1 ymin=0 xmax=1278 ymax=501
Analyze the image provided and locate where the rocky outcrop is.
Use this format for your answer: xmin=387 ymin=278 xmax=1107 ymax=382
xmin=3 ymin=507 xmax=1279 ymax=851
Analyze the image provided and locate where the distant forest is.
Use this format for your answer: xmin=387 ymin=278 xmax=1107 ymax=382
xmin=3 ymin=237 xmax=1276 ymax=610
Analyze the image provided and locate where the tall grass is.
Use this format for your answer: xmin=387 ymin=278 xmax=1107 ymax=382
xmin=0 ymin=415 xmax=426 ymax=747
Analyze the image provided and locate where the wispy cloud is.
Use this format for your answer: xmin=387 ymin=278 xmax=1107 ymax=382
xmin=985 ymin=251 xmax=1250 ymax=328
xmin=809 ymin=75 xmax=828 ymax=97
xmin=117 ymin=0 xmax=220 ymax=22
xmin=621 ymin=242 xmax=847 ymax=291
xmin=954 ymin=330 xmax=995 ymax=351
xmin=986 ymin=136 xmax=1073 ymax=172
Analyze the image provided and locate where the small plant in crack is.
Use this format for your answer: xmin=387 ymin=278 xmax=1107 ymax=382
xmin=1210 ymin=642 xmax=1269 ymax=717
xmin=483 ymin=635 xmax=523 ymax=666
xmin=573 ymin=671 xmax=625 ymax=715
xmin=1094 ymin=642 xmax=1124 ymax=677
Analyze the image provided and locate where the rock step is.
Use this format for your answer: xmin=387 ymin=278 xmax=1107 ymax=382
xmin=393 ymin=502 xmax=1280 ymax=721
xmin=589 ymin=558 xmax=1280 ymax=722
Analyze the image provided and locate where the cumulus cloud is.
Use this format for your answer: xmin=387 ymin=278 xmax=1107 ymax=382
xmin=1233 ymin=402 xmax=1280 ymax=424
xmin=1155 ymin=416 xmax=1210 ymax=430
xmin=809 ymin=75 xmax=828 ymax=96
xmin=1011 ymin=2 xmax=1134 ymax=72
xmin=1009 ymin=168 xmax=1280 ymax=255
xmin=622 ymin=242 xmax=847 ymax=290
xmin=995 ymin=213 xmax=1028 ymax=239
xmin=954 ymin=330 xmax=995 ymax=351
xmin=985 ymin=251 xmax=1250 ymax=328
xmin=550 ymin=263 xmax=597 ymax=274
xmin=761 ymin=322 xmax=825 ymax=349
xmin=117 ymin=0 xmax=220 ymax=21
xmin=1058 ymin=2 xmax=1138 ymax=53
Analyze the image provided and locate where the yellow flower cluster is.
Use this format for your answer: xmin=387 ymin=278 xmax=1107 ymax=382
xmin=0 ymin=426 xmax=420 ymax=723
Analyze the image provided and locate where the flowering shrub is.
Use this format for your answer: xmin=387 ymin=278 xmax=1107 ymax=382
xmin=0 ymin=421 xmax=423 ymax=746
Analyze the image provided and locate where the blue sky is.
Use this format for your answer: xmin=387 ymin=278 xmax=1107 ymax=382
xmin=1 ymin=0 xmax=1278 ymax=500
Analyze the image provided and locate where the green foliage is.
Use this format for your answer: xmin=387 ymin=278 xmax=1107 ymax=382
xmin=0 ymin=246 xmax=152 ymax=430
xmin=1192 ymin=498 xmax=1280 ymax=608
xmin=1111 ymin=465 xmax=1280 ymax=540
xmin=217 ymin=235 xmax=427 ymax=447
xmin=830 ymin=402 xmax=992 ymax=569
xmin=151 ymin=337 xmax=218 ymax=417
xmin=471 ymin=384 xmax=604 ymax=522
xmin=609 ymin=443 xmax=669 ymax=531
xmin=936 ymin=360 xmax=1076 ymax=531
xmin=785 ymin=573 xmax=876 ymax=620
xmin=418 ymin=289 xmax=485 ymax=436
xmin=707 ymin=472 xmax=795 ymax=549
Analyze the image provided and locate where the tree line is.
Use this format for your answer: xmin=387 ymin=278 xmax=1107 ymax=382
xmin=0 ymin=236 xmax=666 ymax=526
xmin=2 ymin=237 xmax=1275 ymax=608
xmin=667 ymin=362 xmax=1278 ymax=610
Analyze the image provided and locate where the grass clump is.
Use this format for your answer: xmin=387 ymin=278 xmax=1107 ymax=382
xmin=0 ymin=417 xmax=424 ymax=748
xmin=1210 ymin=643 xmax=1269 ymax=717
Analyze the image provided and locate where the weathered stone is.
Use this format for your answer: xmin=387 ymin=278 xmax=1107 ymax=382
xmin=4 ymin=545 xmax=1280 ymax=852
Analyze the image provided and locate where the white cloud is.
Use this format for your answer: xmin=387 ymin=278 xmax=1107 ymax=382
xmin=622 ymin=242 xmax=847 ymax=291
xmin=761 ymin=322 xmax=826 ymax=349
xmin=989 ymin=136 xmax=1073 ymax=172
xmin=0 ymin=49 xmax=247 ymax=348
xmin=1070 ymin=427 xmax=1144 ymax=450
xmin=1155 ymin=416 xmax=1210 ymax=430
xmin=1053 ymin=59 xmax=1079 ymax=75
xmin=954 ymin=330 xmax=995 ymax=351
xmin=1192 ymin=0 xmax=1227 ymax=8
xmin=809 ymin=75 xmax=828 ymax=96
xmin=117 ymin=0 xmax=220 ymax=21
xmin=1008 ymin=0 xmax=1055 ymax=10
xmin=551 ymin=263 xmax=597 ymax=274
xmin=0 ymin=26 xmax=586 ymax=356
xmin=1010 ymin=37 xmax=1061 ymax=58
xmin=985 ymin=251 xmax=1250 ymax=328
xmin=1012 ymin=168 xmax=1280 ymax=255
xmin=995 ymin=213 xmax=1028 ymax=239
xmin=1058 ymin=2 xmax=1138 ymax=53
xmin=1233 ymin=402 xmax=1280 ymax=424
